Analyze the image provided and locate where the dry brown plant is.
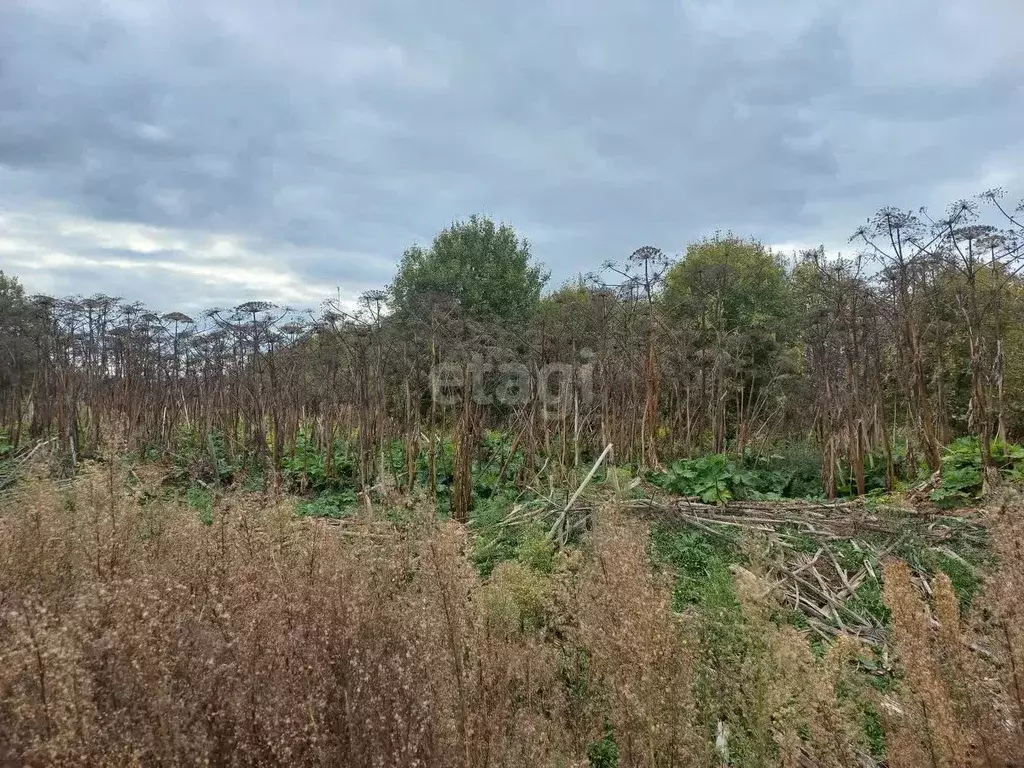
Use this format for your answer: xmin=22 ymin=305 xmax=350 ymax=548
xmin=576 ymin=514 xmax=705 ymax=767
xmin=0 ymin=469 xmax=572 ymax=767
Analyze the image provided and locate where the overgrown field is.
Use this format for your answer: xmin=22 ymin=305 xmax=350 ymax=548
xmin=3 ymin=197 xmax=1024 ymax=764
xmin=3 ymin=439 xmax=1024 ymax=767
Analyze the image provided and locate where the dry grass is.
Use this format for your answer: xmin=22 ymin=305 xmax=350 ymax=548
xmin=7 ymin=463 xmax=1024 ymax=767
xmin=879 ymin=487 xmax=1024 ymax=767
xmin=577 ymin=515 xmax=704 ymax=766
xmin=0 ymin=464 xmax=570 ymax=767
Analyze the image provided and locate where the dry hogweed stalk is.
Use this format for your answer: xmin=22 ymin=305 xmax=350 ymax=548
xmin=973 ymin=488 xmax=1024 ymax=762
xmin=577 ymin=514 xmax=705 ymax=767
xmin=730 ymin=561 xmax=865 ymax=768
xmin=876 ymin=490 xmax=1024 ymax=768
xmin=930 ymin=572 xmax=1007 ymax=767
xmin=882 ymin=560 xmax=968 ymax=768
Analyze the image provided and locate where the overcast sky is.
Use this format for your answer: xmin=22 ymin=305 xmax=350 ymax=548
xmin=1 ymin=0 xmax=1021 ymax=312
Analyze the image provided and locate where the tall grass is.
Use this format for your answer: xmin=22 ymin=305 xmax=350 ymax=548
xmin=0 ymin=465 xmax=568 ymax=766
xmin=5 ymin=463 xmax=1024 ymax=766
xmin=879 ymin=487 xmax=1024 ymax=767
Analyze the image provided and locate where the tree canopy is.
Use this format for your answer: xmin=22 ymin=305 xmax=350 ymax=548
xmin=389 ymin=215 xmax=548 ymax=324
xmin=663 ymin=234 xmax=791 ymax=338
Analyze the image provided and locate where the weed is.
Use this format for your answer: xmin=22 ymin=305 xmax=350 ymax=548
xmin=860 ymin=701 xmax=886 ymax=759
xmin=166 ymin=428 xmax=238 ymax=488
xmin=847 ymin=578 xmax=890 ymax=626
xmin=926 ymin=549 xmax=983 ymax=609
xmin=586 ymin=727 xmax=620 ymax=768
xmin=931 ymin=436 xmax=1024 ymax=507
xmin=653 ymin=449 xmax=830 ymax=502
xmin=281 ymin=430 xmax=355 ymax=495
xmin=651 ymin=523 xmax=739 ymax=608
xmin=296 ymin=489 xmax=358 ymax=519
xmin=186 ymin=484 xmax=214 ymax=525
xmin=467 ymin=493 xmax=562 ymax=578
xmin=654 ymin=454 xmax=749 ymax=503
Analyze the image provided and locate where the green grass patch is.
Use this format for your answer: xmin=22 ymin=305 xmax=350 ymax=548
xmin=469 ymin=494 xmax=556 ymax=578
xmin=651 ymin=522 xmax=740 ymax=609
xmin=296 ymin=489 xmax=359 ymax=520
xmin=187 ymin=485 xmax=214 ymax=526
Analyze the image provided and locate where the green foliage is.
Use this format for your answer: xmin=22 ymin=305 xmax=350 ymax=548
xmin=931 ymin=437 xmax=983 ymax=507
xmin=690 ymin=565 xmax=779 ymax=766
xmin=187 ymin=485 xmax=214 ymax=526
xmin=407 ymin=432 xmax=533 ymax=515
xmin=281 ymin=431 xmax=355 ymax=495
xmin=586 ymin=727 xmax=620 ymax=768
xmin=417 ymin=437 xmax=455 ymax=498
xmin=663 ymin=234 xmax=796 ymax=407
xmin=206 ymin=430 xmax=235 ymax=484
xmin=296 ymin=490 xmax=359 ymax=520
xmin=651 ymin=524 xmax=738 ymax=608
xmin=745 ymin=444 xmax=827 ymax=499
xmin=931 ymin=436 xmax=1024 ymax=507
xmin=925 ymin=549 xmax=983 ymax=609
xmin=240 ymin=464 xmax=268 ymax=492
xmin=390 ymin=215 xmax=548 ymax=323
xmin=835 ymin=448 xmax=904 ymax=496
xmin=469 ymin=494 xmax=558 ymax=578
xmin=471 ymin=494 xmax=527 ymax=577
xmin=516 ymin=525 xmax=557 ymax=574
xmin=648 ymin=438 xmax=1024 ymax=508
xmin=535 ymin=280 xmax=617 ymax=358
xmin=654 ymin=455 xmax=748 ymax=503
xmin=846 ymin=579 xmax=890 ymax=626
xmin=664 ymin=235 xmax=792 ymax=337
xmin=653 ymin=451 xmax=824 ymax=503
xmin=0 ymin=271 xmax=38 ymax=391
xmin=860 ymin=702 xmax=886 ymax=759
xmin=474 ymin=430 xmax=526 ymax=499
xmin=170 ymin=429 xmax=237 ymax=487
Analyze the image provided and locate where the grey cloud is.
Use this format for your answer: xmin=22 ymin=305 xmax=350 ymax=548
xmin=0 ymin=0 xmax=1022 ymax=306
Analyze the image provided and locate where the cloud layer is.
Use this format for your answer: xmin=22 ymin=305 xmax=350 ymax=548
xmin=1 ymin=0 xmax=1022 ymax=310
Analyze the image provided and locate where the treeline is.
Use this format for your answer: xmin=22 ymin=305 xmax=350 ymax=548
xmin=1 ymin=193 xmax=1022 ymax=506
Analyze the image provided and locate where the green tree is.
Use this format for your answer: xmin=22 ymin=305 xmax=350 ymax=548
xmin=0 ymin=271 xmax=36 ymax=392
xmin=390 ymin=215 xmax=548 ymax=324
xmin=664 ymin=234 xmax=791 ymax=337
xmin=663 ymin=234 xmax=795 ymax=453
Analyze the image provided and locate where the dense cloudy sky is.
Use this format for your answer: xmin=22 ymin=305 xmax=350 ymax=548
xmin=1 ymin=0 xmax=1021 ymax=312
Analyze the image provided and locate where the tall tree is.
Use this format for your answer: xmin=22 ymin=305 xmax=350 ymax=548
xmin=663 ymin=234 xmax=794 ymax=454
xmin=0 ymin=272 xmax=39 ymax=446
xmin=390 ymin=215 xmax=548 ymax=324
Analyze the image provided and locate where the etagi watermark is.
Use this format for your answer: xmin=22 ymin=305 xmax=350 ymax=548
xmin=431 ymin=350 xmax=595 ymax=411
